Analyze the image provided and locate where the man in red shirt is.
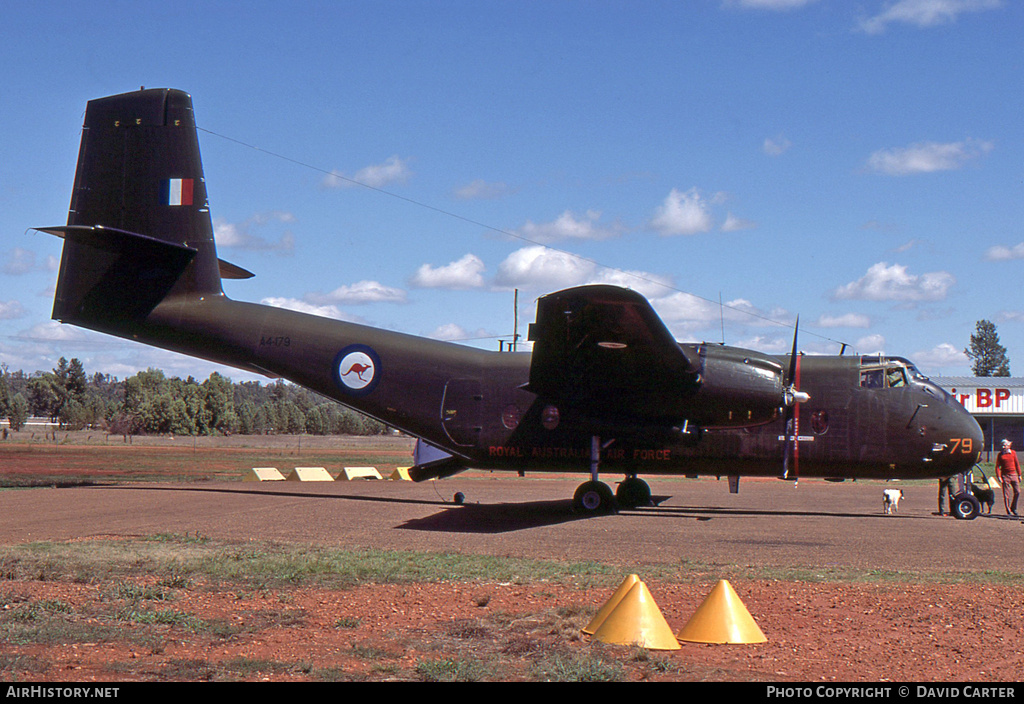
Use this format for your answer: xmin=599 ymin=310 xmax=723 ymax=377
xmin=995 ymin=439 xmax=1021 ymax=517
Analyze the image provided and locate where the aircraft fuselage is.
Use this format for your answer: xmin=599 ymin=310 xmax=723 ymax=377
xmin=136 ymin=295 xmax=980 ymax=483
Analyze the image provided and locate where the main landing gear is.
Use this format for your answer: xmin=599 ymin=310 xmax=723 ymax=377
xmin=571 ymin=476 xmax=653 ymax=514
xmin=571 ymin=436 xmax=653 ymax=515
xmin=573 ymin=481 xmax=616 ymax=514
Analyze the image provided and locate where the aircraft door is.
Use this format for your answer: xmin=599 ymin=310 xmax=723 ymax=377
xmin=441 ymin=379 xmax=484 ymax=447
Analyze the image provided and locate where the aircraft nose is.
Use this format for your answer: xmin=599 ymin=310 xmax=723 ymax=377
xmin=947 ymin=404 xmax=984 ymax=470
xmin=966 ymin=411 xmax=984 ymax=459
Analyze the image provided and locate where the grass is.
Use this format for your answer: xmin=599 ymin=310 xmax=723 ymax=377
xmin=3 ymin=532 xmax=1023 ymax=681
xmin=0 ymin=533 xmax=653 ymax=681
xmin=0 ymin=533 xmax=640 ymax=681
xmin=2 ymin=534 xmax=1022 ymax=591
xmin=0 ymin=535 xmax=630 ymax=591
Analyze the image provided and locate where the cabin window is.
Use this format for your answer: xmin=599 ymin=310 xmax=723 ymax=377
xmin=860 ymin=368 xmax=884 ymax=388
xmin=811 ymin=410 xmax=829 ymax=435
xmin=502 ymin=404 xmax=521 ymax=430
xmin=541 ymin=405 xmax=560 ymax=430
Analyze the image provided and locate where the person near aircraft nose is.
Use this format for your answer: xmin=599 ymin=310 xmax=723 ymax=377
xmin=995 ymin=439 xmax=1021 ymax=517
xmin=936 ymin=475 xmax=956 ymax=516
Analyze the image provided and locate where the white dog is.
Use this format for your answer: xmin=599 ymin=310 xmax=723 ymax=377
xmin=883 ymin=489 xmax=904 ymax=515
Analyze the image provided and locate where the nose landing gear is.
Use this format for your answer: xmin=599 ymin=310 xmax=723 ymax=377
xmin=949 ymin=469 xmax=981 ymax=520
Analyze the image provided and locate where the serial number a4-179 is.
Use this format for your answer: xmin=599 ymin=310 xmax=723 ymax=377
xmin=259 ymin=336 xmax=291 ymax=347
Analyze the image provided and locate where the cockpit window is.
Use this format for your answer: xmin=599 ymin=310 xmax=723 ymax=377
xmin=860 ymin=359 xmax=909 ymax=389
xmin=886 ymin=368 xmax=907 ymax=388
xmin=860 ymin=355 xmax=951 ymax=400
xmin=889 ymin=356 xmax=929 ymax=382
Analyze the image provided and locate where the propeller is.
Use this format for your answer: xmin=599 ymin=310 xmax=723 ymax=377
xmin=782 ymin=317 xmax=809 ymax=483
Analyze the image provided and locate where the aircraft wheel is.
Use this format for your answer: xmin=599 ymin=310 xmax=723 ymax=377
xmin=952 ymin=495 xmax=980 ymax=521
xmin=616 ymin=477 xmax=652 ymax=508
xmin=573 ymin=481 xmax=617 ymax=515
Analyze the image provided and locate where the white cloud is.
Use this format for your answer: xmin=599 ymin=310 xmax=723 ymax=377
xmin=726 ymin=0 xmax=819 ymax=9
xmin=213 ymin=211 xmax=296 ymax=252
xmin=855 ymin=334 xmax=887 ymax=355
xmin=816 ymin=313 xmax=871 ymax=328
xmin=650 ymin=291 xmax=724 ymax=325
xmin=410 ymin=254 xmax=485 ymax=289
xmin=0 ymin=300 xmax=27 ymax=320
xmin=453 ymin=179 xmax=512 ymax=200
xmin=985 ymin=243 xmax=1024 ymax=261
xmin=3 ymin=248 xmax=36 ymax=275
xmin=494 ymin=246 xmax=596 ymax=290
xmin=429 ymin=323 xmax=468 ymax=341
xmin=860 ymin=0 xmax=1003 ymax=34
xmin=721 ymin=213 xmax=757 ymax=232
xmin=427 ymin=323 xmax=473 ymax=341
xmin=892 ymin=239 xmax=923 ymax=253
xmin=997 ymin=310 xmax=1024 ymax=324
xmin=650 ymin=188 xmax=714 ymax=236
xmin=911 ymin=342 xmax=969 ymax=374
xmin=261 ymin=297 xmax=345 ymax=319
xmin=322 ymin=156 xmax=411 ymax=189
xmin=733 ymin=333 xmax=804 ymax=355
xmin=493 ymin=245 xmax=671 ymax=295
xmin=516 ymin=210 xmax=622 ymax=243
xmin=3 ymin=248 xmax=57 ymax=275
xmin=763 ymin=135 xmax=792 ymax=156
xmin=20 ymin=320 xmax=86 ymax=342
xmin=305 ymin=280 xmax=407 ymax=305
xmin=865 ymin=139 xmax=993 ymax=175
xmin=589 ymin=269 xmax=675 ymax=299
xmin=832 ymin=262 xmax=955 ymax=302
xmin=651 ymin=292 xmax=789 ymax=330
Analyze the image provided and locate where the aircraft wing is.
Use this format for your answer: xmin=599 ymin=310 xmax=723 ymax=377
xmin=525 ymin=285 xmax=700 ymax=421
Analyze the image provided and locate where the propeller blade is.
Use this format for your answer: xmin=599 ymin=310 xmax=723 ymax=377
xmin=788 ymin=316 xmax=800 ymax=380
xmin=782 ymin=317 xmax=802 ymax=482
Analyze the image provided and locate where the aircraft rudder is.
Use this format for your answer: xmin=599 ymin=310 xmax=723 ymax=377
xmin=48 ymin=88 xmax=223 ymax=329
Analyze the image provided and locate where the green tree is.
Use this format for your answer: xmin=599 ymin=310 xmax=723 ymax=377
xmin=966 ymin=319 xmax=1011 ymax=377
xmin=202 ymin=372 xmax=237 ymax=434
xmin=0 ymin=369 xmax=9 ymax=419
xmin=27 ymin=374 xmax=64 ymax=421
xmin=58 ymin=398 xmax=87 ymax=431
xmin=54 ymin=357 xmax=87 ymax=403
xmin=7 ymin=393 xmax=29 ymax=431
xmin=305 ymin=405 xmax=326 ymax=435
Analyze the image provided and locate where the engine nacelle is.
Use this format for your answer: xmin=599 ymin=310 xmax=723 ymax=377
xmin=683 ymin=344 xmax=785 ymax=429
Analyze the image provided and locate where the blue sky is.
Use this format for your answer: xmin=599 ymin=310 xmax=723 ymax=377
xmin=2 ymin=0 xmax=1022 ymax=383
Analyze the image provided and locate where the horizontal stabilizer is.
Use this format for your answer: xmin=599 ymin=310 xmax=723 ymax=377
xmin=218 ymin=258 xmax=254 ymax=280
xmin=37 ymin=225 xmax=196 ymax=326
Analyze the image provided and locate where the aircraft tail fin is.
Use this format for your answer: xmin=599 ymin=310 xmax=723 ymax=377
xmin=40 ymin=88 xmax=223 ymax=332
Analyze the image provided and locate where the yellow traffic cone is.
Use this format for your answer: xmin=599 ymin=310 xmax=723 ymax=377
xmin=591 ymin=581 xmax=681 ymax=651
xmin=583 ymin=574 xmax=640 ymax=635
xmin=676 ymin=579 xmax=767 ymax=644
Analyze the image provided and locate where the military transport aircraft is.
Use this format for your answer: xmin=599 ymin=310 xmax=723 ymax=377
xmin=36 ymin=89 xmax=985 ymax=518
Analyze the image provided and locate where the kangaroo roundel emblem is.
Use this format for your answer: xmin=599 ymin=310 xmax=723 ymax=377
xmin=334 ymin=345 xmax=381 ymax=395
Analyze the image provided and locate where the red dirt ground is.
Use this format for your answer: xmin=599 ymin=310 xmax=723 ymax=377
xmin=3 ymin=557 xmax=1023 ymax=682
